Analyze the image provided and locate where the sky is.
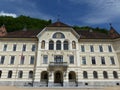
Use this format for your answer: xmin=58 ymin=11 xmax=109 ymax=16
xmin=0 ymin=0 xmax=120 ymax=33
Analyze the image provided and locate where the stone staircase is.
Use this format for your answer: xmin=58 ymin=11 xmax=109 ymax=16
xmin=53 ymin=83 xmax=63 ymax=87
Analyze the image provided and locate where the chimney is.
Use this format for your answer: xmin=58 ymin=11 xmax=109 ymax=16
xmin=0 ymin=24 xmax=7 ymax=36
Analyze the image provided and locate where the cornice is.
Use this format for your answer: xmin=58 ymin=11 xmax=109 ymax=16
xmin=0 ymin=37 xmax=38 ymax=42
xmin=79 ymin=39 xmax=114 ymax=42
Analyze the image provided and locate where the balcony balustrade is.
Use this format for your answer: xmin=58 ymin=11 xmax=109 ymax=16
xmin=49 ymin=62 xmax=68 ymax=67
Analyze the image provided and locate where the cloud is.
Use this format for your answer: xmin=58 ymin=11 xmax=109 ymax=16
xmin=16 ymin=8 xmax=54 ymax=20
xmin=0 ymin=0 xmax=54 ymax=20
xmin=0 ymin=11 xmax=17 ymax=18
xmin=69 ymin=0 xmax=120 ymax=25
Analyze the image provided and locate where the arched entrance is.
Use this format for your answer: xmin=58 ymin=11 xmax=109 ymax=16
xmin=68 ymin=71 xmax=77 ymax=86
xmin=69 ymin=71 xmax=76 ymax=82
xmin=41 ymin=71 xmax=48 ymax=83
xmin=54 ymin=71 xmax=63 ymax=84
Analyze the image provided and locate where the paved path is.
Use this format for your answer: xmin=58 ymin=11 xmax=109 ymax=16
xmin=0 ymin=86 xmax=120 ymax=90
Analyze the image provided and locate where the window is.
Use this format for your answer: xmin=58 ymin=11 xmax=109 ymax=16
xmin=108 ymin=45 xmax=112 ymax=52
xmin=91 ymin=57 xmax=96 ymax=65
xmin=3 ymin=44 xmax=7 ymax=51
xmin=13 ymin=44 xmax=17 ymax=51
xmin=110 ymin=57 xmax=115 ymax=65
xmin=81 ymin=45 xmax=85 ymax=52
xmin=0 ymin=56 xmax=5 ymax=64
xmin=18 ymin=71 xmax=23 ymax=78
xmin=90 ymin=45 xmax=94 ymax=52
xmin=56 ymin=40 xmax=61 ymax=50
xmin=10 ymin=56 xmax=15 ymax=64
xmin=32 ymin=44 xmax=36 ymax=51
xmin=29 ymin=71 xmax=33 ymax=78
xmin=30 ymin=56 xmax=34 ymax=64
xmin=72 ymin=41 xmax=76 ymax=49
xmin=101 ymin=57 xmax=105 ymax=65
xmin=85 ymin=83 xmax=88 ymax=85
xmin=82 ymin=57 xmax=86 ymax=65
xmin=8 ymin=70 xmax=12 ymax=78
xmin=41 ymin=40 xmax=45 ymax=49
xmin=43 ymin=55 xmax=48 ymax=64
xmin=103 ymin=71 xmax=108 ymax=79
xmin=69 ymin=55 xmax=74 ymax=64
xmin=93 ymin=71 xmax=98 ymax=79
xmin=54 ymin=55 xmax=63 ymax=63
xmin=20 ymin=55 xmax=25 ymax=65
xmin=49 ymin=40 xmax=54 ymax=50
xmin=64 ymin=41 xmax=68 ymax=50
xmin=113 ymin=71 xmax=118 ymax=79
xmin=0 ymin=70 xmax=2 ymax=78
xmin=53 ymin=32 xmax=65 ymax=38
xmin=99 ymin=45 xmax=103 ymax=52
xmin=22 ymin=44 xmax=26 ymax=51
xmin=83 ymin=71 xmax=88 ymax=79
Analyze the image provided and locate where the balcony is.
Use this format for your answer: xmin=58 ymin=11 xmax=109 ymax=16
xmin=49 ymin=62 xmax=68 ymax=66
xmin=48 ymin=62 xmax=68 ymax=71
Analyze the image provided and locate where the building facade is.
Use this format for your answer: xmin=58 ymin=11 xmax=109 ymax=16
xmin=0 ymin=21 xmax=120 ymax=87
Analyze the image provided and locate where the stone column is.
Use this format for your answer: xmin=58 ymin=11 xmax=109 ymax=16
xmin=33 ymin=69 xmax=41 ymax=87
xmin=61 ymin=41 xmax=63 ymax=50
xmin=48 ymin=71 xmax=54 ymax=87
xmin=63 ymin=71 xmax=69 ymax=87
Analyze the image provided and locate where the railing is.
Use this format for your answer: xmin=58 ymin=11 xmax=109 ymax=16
xmin=49 ymin=62 xmax=68 ymax=67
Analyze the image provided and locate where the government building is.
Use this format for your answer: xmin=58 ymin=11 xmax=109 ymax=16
xmin=0 ymin=21 xmax=120 ymax=87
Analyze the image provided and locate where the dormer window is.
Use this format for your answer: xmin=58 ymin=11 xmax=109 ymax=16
xmin=53 ymin=32 xmax=65 ymax=39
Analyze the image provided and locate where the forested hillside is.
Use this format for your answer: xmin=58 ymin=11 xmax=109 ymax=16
xmin=0 ymin=15 xmax=108 ymax=33
xmin=0 ymin=15 xmax=52 ymax=32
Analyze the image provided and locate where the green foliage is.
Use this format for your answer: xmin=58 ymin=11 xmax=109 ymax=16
xmin=0 ymin=15 xmax=52 ymax=32
xmin=0 ymin=15 xmax=108 ymax=34
xmin=73 ymin=25 xmax=108 ymax=34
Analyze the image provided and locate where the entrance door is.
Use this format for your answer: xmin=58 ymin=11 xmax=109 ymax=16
xmin=54 ymin=71 xmax=63 ymax=83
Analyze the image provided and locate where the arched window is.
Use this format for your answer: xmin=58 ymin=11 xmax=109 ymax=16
xmin=8 ymin=70 xmax=12 ymax=78
xmin=72 ymin=41 xmax=76 ymax=49
xmin=56 ymin=40 xmax=61 ymax=50
xmin=18 ymin=71 xmax=23 ymax=78
xmin=41 ymin=40 xmax=45 ymax=49
xmin=113 ymin=71 xmax=118 ymax=79
xmin=53 ymin=32 xmax=65 ymax=38
xmin=29 ymin=71 xmax=33 ymax=78
xmin=64 ymin=41 xmax=68 ymax=50
xmin=93 ymin=71 xmax=98 ymax=79
xmin=103 ymin=71 xmax=108 ymax=79
xmin=0 ymin=70 xmax=2 ymax=78
xmin=83 ymin=71 xmax=88 ymax=79
xmin=49 ymin=40 xmax=54 ymax=50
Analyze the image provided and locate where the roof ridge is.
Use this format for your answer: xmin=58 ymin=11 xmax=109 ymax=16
xmin=48 ymin=21 xmax=71 ymax=27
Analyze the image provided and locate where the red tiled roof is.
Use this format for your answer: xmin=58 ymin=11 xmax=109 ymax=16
xmin=48 ymin=21 xmax=71 ymax=27
xmin=1 ymin=30 xmax=41 ymax=38
xmin=1 ymin=29 xmax=116 ymax=39
xmin=75 ymin=30 xmax=112 ymax=39
xmin=0 ymin=29 xmax=119 ymax=39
